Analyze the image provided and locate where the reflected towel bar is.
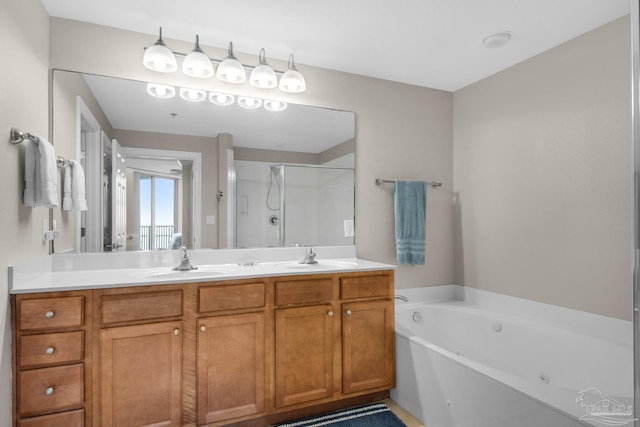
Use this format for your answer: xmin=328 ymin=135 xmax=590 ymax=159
xmin=375 ymin=178 xmax=442 ymax=188
xmin=11 ymin=127 xmax=67 ymax=167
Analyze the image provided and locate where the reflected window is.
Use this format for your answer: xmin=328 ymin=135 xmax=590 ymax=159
xmin=139 ymin=174 xmax=178 ymax=250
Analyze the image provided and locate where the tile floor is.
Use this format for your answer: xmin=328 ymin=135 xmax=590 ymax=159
xmin=386 ymin=399 xmax=425 ymax=427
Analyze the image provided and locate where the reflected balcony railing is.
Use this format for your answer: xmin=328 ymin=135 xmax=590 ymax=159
xmin=139 ymin=225 xmax=176 ymax=250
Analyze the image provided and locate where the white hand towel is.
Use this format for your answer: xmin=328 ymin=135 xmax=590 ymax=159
xmin=63 ymin=162 xmax=73 ymax=210
xmin=37 ymin=137 xmax=59 ymax=208
xmin=71 ymin=160 xmax=88 ymax=211
xmin=23 ymin=139 xmax=37 ymax=206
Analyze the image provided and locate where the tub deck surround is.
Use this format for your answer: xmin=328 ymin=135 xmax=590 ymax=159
xmin=9 ymin=245 xmax=396 ymax=293
xmin=392 ymin=285 xmax=633 ymax=427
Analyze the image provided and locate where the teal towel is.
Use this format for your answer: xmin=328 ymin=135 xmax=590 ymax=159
xmin=394 ymin=181 xmax=426 ymax=265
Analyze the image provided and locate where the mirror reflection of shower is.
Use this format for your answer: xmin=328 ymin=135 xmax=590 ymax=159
xmin=266 ymin=166 xmax=283 ymax=246
xmin=234 ymin=164 xmax=355 ymax=248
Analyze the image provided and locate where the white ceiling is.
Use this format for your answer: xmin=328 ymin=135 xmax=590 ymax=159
xmin=40 ymin=0 xmax=630 ymax=92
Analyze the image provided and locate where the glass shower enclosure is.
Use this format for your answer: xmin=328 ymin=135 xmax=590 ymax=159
xmin=234 ymin=164 xmax=355 ymax=248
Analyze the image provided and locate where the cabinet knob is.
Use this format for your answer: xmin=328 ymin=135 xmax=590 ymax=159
xmin=173 ymin=328 xmax=180 ymax=336
xmin=45 ymin=310 xmax=55 ymax=319
xmin=45 ymin=386 xmax=55 ymax=396
xmin=345 ymin=309 xmax=352 ymax=316
xmin=200 ymin=325 xmax=207 ymax=333
xmin=45 ymin=347 xmax=55 ymax=355
xmin=327 ymin=311 xmax=334 ymax=317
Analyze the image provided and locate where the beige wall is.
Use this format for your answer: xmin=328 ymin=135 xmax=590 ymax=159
xmin=113 ymin=129 xmax=219 ymax=248
xmin=49 ymin=17 xmax=456 ymax=289
xmin=453 ymin=16 xmax=633 ymax=320
xmin=0 ymin=0 xmax=50 ymax=425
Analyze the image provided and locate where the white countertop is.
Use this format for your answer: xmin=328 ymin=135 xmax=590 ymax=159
xmin=9 ymin=246 xmax=396 ymax=294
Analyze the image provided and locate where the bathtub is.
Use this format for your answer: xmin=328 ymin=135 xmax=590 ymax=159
xmin=390 ymin=285 xmax=634 ymax=427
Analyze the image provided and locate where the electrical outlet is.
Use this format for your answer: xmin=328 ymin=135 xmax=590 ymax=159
xmin=206 ymin=215 xmax=216 ymax=225
xmin=344 ymin=220 xmax=355 ymax=237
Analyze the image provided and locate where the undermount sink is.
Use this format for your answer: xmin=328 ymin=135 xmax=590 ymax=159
xmin=275 ymin=260 xmax=360 ymax=270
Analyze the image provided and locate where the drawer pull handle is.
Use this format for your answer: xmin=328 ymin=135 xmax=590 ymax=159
xmin=173 ymin=328 xmax=180 ymax=336
xmin=327 ymin=311 xmax=334 ymax=317
xmin=45 ymin=386 xmax=55 ymax=395
xmin=345 ymin=309 xmax=352 ymax=316
xmin=45 ymin=310 xmax=55 ymax=319
xmin=45 ymin=347 xmax=55 ymax=355
xmin=200 ymin=325 xmax=207 ymax=333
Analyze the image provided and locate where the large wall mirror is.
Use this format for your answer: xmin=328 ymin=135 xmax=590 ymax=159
xmin=52 ymin=70 xmax=355 ymax=253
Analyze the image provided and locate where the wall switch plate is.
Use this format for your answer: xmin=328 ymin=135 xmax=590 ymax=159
xmin=344 ymin=220 xmax=355 ymax=237
xmin=206 ymin=215 xmax=216 ymax=225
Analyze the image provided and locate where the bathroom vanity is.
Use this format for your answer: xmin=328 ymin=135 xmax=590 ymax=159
xmin=9 ymin=249 xmax=395 ymax=427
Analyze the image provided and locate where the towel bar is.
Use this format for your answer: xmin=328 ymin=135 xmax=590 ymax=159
xmin=375 ymin=178 xmax=442 ymax=188
xmin=10 ymin=127 xmax=37 ymax=144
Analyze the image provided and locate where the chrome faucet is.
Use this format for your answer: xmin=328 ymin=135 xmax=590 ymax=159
xmin=173 ymin=246 xmax=198 ymax=271
xmin=298 ymin=245 xmax=318 ymax=264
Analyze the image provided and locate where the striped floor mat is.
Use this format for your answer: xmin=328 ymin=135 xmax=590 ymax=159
xmin=275 ymin=403 xmax=407 ymax=427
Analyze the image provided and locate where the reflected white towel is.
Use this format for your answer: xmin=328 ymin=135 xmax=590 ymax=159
xmin=23 ymin=136 xmax=59 ymax=208
xmin=62 ymin=160 xmax=88 ymax=211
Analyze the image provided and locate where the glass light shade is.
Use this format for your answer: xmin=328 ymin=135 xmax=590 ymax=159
xmin=279 ymin=54 xmax=306 ymax=93
xmin=238 ymin=96 xmax=262 ymax=109
xmin=249 ymin=48 xmax=277 ymax=89
xmin=208 ymin=92 xmax=235 ymax=106
xmin=179 ymin=87 xmax=207 ymax=102
xmin=146 ymin=83 xmax=176 ymax=99
xmin=143 ymin=28 xmax=177 ymax=73
xmin=216 ymin=42 xmax=247 ymax=84
xmin=264 ymin=100 xmax=287 ymax=112
xmin=182 ymin=35 xmax=214 ymax=78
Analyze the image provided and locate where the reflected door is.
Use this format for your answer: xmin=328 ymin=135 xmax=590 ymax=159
xmin=138 ymin=175 xmax=178 ymax=250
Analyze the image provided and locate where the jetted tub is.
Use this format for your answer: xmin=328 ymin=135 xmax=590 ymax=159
xmin=390 ymin=285 xmax=634 ymax=427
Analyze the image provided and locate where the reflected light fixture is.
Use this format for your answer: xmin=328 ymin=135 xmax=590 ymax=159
xmin=250 ymin=48 xmax=278 ymax=89
xmin=143 ymin=27 xmax=177 ymax=72
xmin=264 ymin=100 xmax=287 ymax=112
xmin=182 ymin=35 xmax=214 ymax=78
xmin=279 ymin=54 xmax=306 ymax=93
xmin=483 ymin=31 xmax=512 ymax=49
xmin=146 ymin=83 xmax=176 ymax=99
xmin=216 ymin=42 xmax=247 ymax=84
xmin=209 ymin=92 xmax=235 ymax=106
xmin=179 ymin=87 xmax=207 ymax=102
xmin=238 ymin=96 xmax=262 ymax=109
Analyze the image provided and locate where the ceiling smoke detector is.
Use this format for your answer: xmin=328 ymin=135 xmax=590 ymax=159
xmin=483 ymin=31 xmax=512 ymax=49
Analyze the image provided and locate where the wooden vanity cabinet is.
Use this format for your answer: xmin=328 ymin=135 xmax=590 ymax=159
xmin=12 ymin=291 xmax=90 ymax=427
xmin=195 ymin=281 xmax=267 ymax=426
xmin=94 ymin=286 xmax=183 ymax=427
xmin=12 ymin=269 xmax=394 ymax=427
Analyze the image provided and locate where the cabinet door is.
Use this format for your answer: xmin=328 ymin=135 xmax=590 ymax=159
xmin=196 ymin=312 xmax=265 ymax=425
xmin=100 ymin=321 xmax=182 ymax=426
xmin=275 ymin=304 xmax=334 ymax=408
xmin=342 ymin=300 xmax=394 ymax=394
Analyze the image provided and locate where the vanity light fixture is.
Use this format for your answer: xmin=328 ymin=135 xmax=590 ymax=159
xmin=179 ymin=87 xmax=207 ymax=102
xmin=142 ymin=27 xmax=178 ymax=72
xmin=208 ymin=92 xmax=235 ymax=106
xmin=483 ymin=31 xmax=512 ymax=49
xmin=143 ymin=28 xmax=306 ymax=92
xmin=264 ymin=100 xmax=288 ymax=112
xmin=279 ymin=54 xmax=306 ymax=93
xmin=146 ymin=83 xmax=176 ymax=99
xmin=250 ymin=48 xmax=278 ymax=89
xmin=237 ymin=96 xmax=263 ymax=109
xmin=216 ymin=42 xmax=247 ymax=84
xmin=182 ymin=35 xmax=214 ymax=78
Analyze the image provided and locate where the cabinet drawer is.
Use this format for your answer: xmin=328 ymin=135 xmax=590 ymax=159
xmin=275 ymin=278 xmax=334 ymax=306
xmin=18 ymin=297 xmax=84 ymax=331
xmin=18 ymin=331 xmax=84 ymax=369
xmin=100 ymin=290 xmax=182 ymax=325
xmin=17 ymin=409 xmax=84 ymax=427
xmin=341 ymin=275 xmax=392 ymax=299
xmin=199 ymin=282 xmax=265 ymax=312
xmin=17 ymin=364 xmax=84 ymax=418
